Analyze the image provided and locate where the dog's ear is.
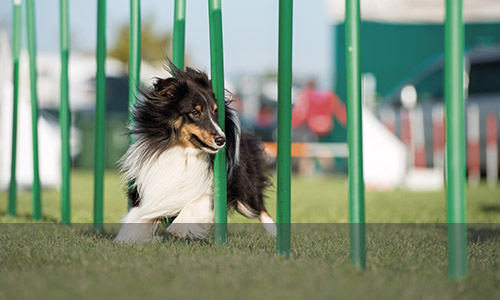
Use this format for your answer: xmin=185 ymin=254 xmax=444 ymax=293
xmin=153 ymin=77 xmax=188 ymax=100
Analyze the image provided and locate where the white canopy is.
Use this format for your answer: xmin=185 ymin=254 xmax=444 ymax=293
xmin=327 ymin=0 xmax=500 ymax=24
xmin=362 ymin=108 xmax=407 ymax=190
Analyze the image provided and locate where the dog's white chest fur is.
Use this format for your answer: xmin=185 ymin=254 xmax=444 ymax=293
xmin=126 ymin=145 xmax=213 ymax=221
xmin=115 ymin=145 xmax=215 ymax=242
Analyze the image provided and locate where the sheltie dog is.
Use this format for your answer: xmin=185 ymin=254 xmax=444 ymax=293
xmin=115 ymin=62 xmax=276 ymax=242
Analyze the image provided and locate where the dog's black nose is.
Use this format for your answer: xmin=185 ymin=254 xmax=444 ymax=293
xmin=214 ymin=136 xmax=226 ymax=147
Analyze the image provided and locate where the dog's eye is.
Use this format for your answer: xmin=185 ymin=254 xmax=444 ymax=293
xmin=190 ymin=110 xmax=201 ymax=118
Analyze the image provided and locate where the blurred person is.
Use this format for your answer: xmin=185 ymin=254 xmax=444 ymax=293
xmin=292 ymin=79 xmax=346 ymax=174
xmin=292 ymin=79 xmax=346 ymax=137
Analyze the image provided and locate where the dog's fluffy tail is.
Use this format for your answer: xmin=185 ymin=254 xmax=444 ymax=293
xmin=224 ymin=104 xmax=241 ymax=179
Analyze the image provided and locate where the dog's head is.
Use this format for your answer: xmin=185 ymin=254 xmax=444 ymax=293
xmin=136 ymin=63 xmax=226 ymax=154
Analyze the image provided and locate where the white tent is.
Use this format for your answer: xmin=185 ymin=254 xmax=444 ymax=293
xmin=362 ymin=108 xmax=407 ymax=190
xmin=0 ymin=33 xmax=61 ymax=189
xmin=0 ymin=29 xmax=167 ymax=190
xmin=327 ymin=0 xmax=500 ymax=24
xmin=0 ymin=88 xmax=62 ymax=189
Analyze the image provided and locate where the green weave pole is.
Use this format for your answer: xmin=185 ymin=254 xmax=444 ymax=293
xmin=445 ymin=0 xmax=467 ymax=281
xmin=94 ymin=0 xmax=107 ymax=231
xmin=208 ymin=0 xmax=227 ymax=245
xmin=26 ymin=0 xmax=42 ymax=221
xmin=127 ymin=0 xmax=141 ymax=210
xmin=276 ymin=0 xmax=293 ymax=258
xmin=60 ymin=0 xmax=71 ymax=224
xmin=173 ymin=0 xmax=186 ymax=69
xmin=9 ymin=0 xmax=22 ymax=217
xmin=345 ymin=0 xmax=366 ymax=270
xmin=164 ymin=0 xmax=186 ymax=225
xmin=129 ymin=0 xmax=141 ymax=137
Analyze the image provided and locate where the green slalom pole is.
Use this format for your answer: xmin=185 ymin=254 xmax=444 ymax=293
xmin=445 ymin=0 xmax=467 ymax=281
xmin=276 ymin=0 xmax=293 ymax=258
xmin=208 ymin=0 xmax=227 ymax=245
xmin=127 ymin=0 xmax=141 ymax=210
xmin=94 ymin=0 xmax=107 ymax=231
xmin=9 ymin=0 xmax=22 ymax=217
xmin=345 ymin=0 xmax=366 ymax=270
xmin=60 ymin=0 xmax=71 ymax=224
xmin=166 ymin=0 xmax=185 ymax=225
xmin=129 ymin=0 xmax=140 ymax=134
xmin=26 ymin=0 xmax=42 ymax=221
xmin=173 ymin=0 xmax=186 ymax=69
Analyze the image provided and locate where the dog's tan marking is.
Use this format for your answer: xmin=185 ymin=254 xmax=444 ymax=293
xmin=260 ymin=211 xmax=272 ymax=220
xmin=195 ymin=105 xmax=202 ymax=112
xmin=180 ymin=123 xmax=215 ymax=149
xmin=214 ymin=104 xmax=218 ymax=112
xmin=173 ymin=116 xmax=183 ymax=130
xmin=179 ymin=125 xmax=193 ymax=148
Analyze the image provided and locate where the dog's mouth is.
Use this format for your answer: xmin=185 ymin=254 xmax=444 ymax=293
xmin=190 ymin=134 xmax=222 ymax=154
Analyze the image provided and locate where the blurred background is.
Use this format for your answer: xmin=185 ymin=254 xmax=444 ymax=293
xmin=0 ymin=0 xmax=499 ymax=193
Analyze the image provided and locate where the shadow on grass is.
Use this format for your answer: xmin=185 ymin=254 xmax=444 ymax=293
xmin=77 ymin=223 xmax=500 ymax=246
xmin=468 ymin=226 xmax=500 ymax=244
xmin=0 ymin=210 xmax=60 ymax=223
xmin=79 ymin=226 xmax=117 ymax=240
xmin=480 ymin=204 xmax=500 ymax=213
xmin=77 ymin=223 xmax=214 ymax=245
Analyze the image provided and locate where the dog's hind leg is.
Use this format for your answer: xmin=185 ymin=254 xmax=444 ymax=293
xmin=258 ymin=211 xmax=277 ymax=236
xmin=115 ymin=207 xmax=158 ymax=243
xmin=236 ymin=201 xmax=277 ymax=236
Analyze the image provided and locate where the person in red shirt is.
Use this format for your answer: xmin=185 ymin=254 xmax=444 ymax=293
xmin=292 ymin=79 xmax=346 ymax=136
xmin=291 ymin=79 xmax=346 ymax=174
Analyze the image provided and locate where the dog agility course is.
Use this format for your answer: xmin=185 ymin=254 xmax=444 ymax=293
xmin=2 ymin=0 xmax=490 ymax=292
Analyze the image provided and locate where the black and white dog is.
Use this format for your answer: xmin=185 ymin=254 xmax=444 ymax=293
xmin=115 ymin=62 xmax=276 ymax=242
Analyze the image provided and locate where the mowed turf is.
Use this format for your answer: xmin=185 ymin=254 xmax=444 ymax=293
xmin=1 ymin=170 xmax=500 ymax=299
xmin=2 ymin=170 xmax=500 ymax=223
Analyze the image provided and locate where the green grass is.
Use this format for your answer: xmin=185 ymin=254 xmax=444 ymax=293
xmin=2 ymin=170 xmax=500 ymax=223
xmin=1 ymin=170 xmax=500 ymax=299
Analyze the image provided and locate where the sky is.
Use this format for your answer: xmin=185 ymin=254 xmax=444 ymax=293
xmin=0 ymin=0 xmax=334 ymax=87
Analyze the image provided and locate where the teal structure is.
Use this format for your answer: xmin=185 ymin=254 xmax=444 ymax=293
xmin=333 ymin=22 xmax=500 ymax=101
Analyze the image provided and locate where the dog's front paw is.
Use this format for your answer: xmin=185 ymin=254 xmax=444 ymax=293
xmin=166 ymin=223 xmax=211 ymax=239
xmin=166 ymin=223 xmax=188 ymax=238
xmin=115 ymin=223 xmax=158 ymax=243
